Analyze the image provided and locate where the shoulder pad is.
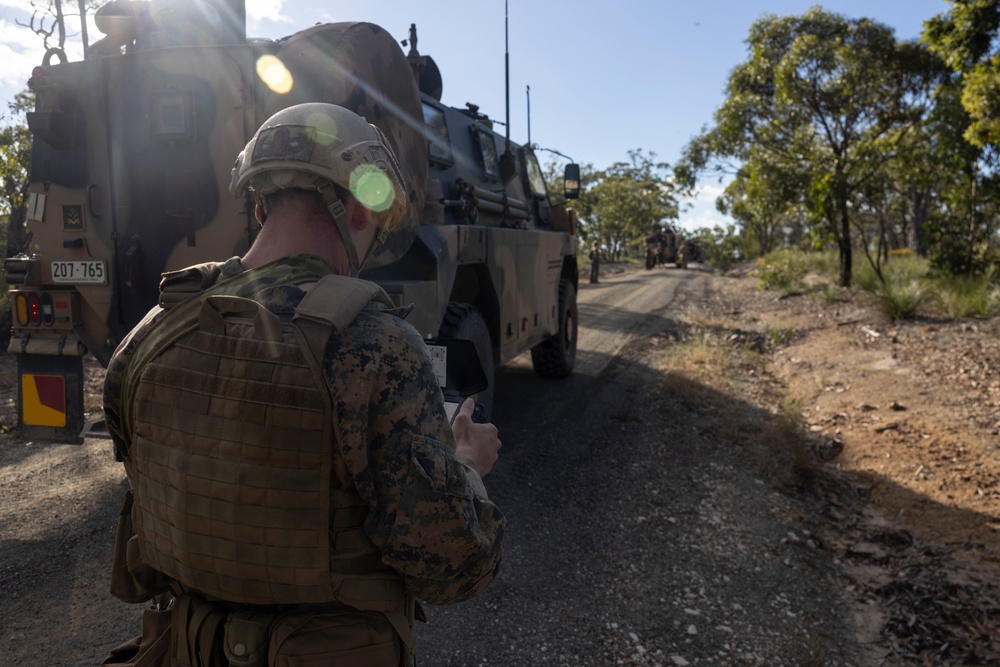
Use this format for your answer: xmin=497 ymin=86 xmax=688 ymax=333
xmin=294 ymin=275 xmax=395 ymax=332
xmin=158 ymin=262 xmax=224 ymax=309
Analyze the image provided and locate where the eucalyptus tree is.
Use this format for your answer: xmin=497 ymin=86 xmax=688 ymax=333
xmin=0 ymin=92 xmax=34 ymax=258
xmin=679 ymin=7 xmax=939 ymax=286
xmin=924 ymin=0 xmax=1000 ymax=274
xmin=924 ymin=0 xmax=1000 ymax=148
xmin=566 ymin=150 xmax=680 ymax=261
xmin=716 ymin=145 xmax=812 ymax=256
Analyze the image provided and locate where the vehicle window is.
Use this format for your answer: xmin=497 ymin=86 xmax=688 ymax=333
xmin=524 ymin=153 xmax=548 ymax=198
xmin=423 ymin=103 xmax=452 ymax=164
xmin=475 ymin=127 xmax=500 ymax=180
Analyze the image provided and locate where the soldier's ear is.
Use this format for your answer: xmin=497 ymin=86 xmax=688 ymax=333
xmin=254 ymin=202 xmax=266 ymax=226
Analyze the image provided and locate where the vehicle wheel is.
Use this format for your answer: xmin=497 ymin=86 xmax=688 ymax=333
xmin=438 ymin=303 xmax=495 ymax=421
xmin=531 ymin=278 xmax=578 ymax=379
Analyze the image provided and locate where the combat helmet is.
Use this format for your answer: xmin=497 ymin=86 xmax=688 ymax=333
xmin=230 ymin=103 xmax=408 ymax=275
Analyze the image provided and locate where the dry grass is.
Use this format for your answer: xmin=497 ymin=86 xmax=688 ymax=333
xmin=655 ymin=331 xmax=818 ymax=491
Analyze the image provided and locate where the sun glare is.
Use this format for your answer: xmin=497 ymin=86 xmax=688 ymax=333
xmin=256 ymin=55 xmax=293 ymax=94
xmin=350 ymin=165 xmax=394 ymax=213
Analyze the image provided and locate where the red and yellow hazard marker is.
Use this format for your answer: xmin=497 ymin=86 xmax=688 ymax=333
xmin=21 ymin=374 xmax=67 ymax=427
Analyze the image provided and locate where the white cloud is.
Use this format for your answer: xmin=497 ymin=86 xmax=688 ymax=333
xmin=677 ymin=183 xmax=732 ymax=232
xmin=0 ymin=17 xmax=44 ymax=94
xmin=246 ymin=0 xmax=293 ymax=26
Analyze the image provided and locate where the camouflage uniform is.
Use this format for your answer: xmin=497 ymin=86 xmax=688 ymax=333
xmin=103 ymin=254 xmax=505 ymax=666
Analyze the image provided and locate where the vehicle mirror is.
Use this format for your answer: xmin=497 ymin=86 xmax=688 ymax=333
xmin=564 ymin=163 xmax=580 ymax=200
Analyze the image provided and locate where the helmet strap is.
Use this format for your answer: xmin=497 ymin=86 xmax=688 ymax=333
xmin=315 ymin=180 xmax=362 ymax=276
xmin=314 ymin=178 xmax=389 ymax=276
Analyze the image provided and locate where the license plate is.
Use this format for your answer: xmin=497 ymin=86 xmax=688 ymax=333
xmin=51 ymin=260 xmax=107 ymax=284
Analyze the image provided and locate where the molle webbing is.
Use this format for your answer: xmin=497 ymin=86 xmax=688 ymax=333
xmin=133 ymin=306 xmax=339 ymax=604
xmin=125 ymin=262 xmax=401 ymax=610
xmin=120 ymin=254 xmax=339 ymax=446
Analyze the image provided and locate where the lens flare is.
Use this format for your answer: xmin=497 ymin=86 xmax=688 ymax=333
xmin=304 ymin=111 xmax=338 ymax=144
xmin=350 ymin=165 xmax=394 ymax=213
xmin=256 ymin=55 xmax=293 ymax=94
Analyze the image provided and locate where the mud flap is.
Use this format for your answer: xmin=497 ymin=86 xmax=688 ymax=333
xmin=16 ymin=352 xmax=84 ymax=444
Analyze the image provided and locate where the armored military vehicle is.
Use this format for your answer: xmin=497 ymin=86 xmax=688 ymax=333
xmin=4 ymin=0 xmax=580 ymax=442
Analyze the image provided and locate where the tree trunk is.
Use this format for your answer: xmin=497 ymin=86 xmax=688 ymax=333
xmin=838 ymin=205 xmax=852 ymax=288
xmin=965 ymin=160 xmax=978 ymax=276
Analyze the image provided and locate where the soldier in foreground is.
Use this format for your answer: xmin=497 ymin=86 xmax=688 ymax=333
xmin=101 ymin=103 xmax=506 ymax=667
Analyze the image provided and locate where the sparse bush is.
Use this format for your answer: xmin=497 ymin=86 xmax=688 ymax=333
xmin=776 ymin=395 xmax=814 ymax=484
xmin=870 ymin=279 xmax=929 ymax=320
xmin=754 ymin=249 xmax=808 ymax=293
xmin=803 ymin=249 xmax=839 ymax=276
xmin=932 ymin=271 xmax=1000 ymax=318
xmin=852 ymin=260 xmax=882 ymax=292
xmin=765 ymin=324 xmax=797 ymax=347
xmin=854 ymin=254 xmax=931 ymax=320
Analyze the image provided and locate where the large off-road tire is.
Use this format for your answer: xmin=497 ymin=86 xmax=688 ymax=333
xmin=531 ymin=278 xmax=578 ymax=378
xmin=438 ymin=303 xmax=495 ymax=421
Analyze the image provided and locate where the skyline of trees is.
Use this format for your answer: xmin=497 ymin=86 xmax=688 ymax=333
xmin=4 ymin=2 xmax=1000 ymax=285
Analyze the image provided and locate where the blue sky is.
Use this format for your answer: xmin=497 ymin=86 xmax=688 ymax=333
xmin=0 ymin=0 xmax=951 ymax=230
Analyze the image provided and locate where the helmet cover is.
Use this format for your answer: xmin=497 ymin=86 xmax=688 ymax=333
xmin=230 ymin=103 xmax=408 ymax=232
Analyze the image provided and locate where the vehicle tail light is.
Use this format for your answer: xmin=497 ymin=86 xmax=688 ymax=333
xmin=41 ymin=293 xmax=55 ymax=326
xmin=14 ymin=294 xmax=28 ymax=326
xmin=28 ymin=293 xmax=42 ymax=325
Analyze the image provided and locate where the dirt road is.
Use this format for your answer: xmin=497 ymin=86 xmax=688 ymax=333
xmin=417 ymin=266 xmax=858 ymax=666
xmin=5 ymin=263 xmax=968 ymax=666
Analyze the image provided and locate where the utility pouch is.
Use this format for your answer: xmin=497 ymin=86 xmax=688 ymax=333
xmin=171 ymin=593 xmax=229 ymax=667
xmin=100 ymin=595 xmax=173 ymax=667
xmin=268 ymin=610 xmax=402 ymax=667
xmin=224 ymin=610 xmax=271 ymax=667
xmin=109 ymin=490 xmax=171 ymax=603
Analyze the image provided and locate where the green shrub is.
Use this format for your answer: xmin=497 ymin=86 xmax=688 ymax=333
xmin=870 ymin=279 xmax=929 ymax=320
xmin=854 ymin=254 xmax=929 ymax=294
xmin=765 ymin=324 xmax=798 ymax=347
xmin=754 ymin=249 xmax=808 ymax=293
xmin=932 ymin=272 xmax=1000 ymax=318
xmin=803 ymin=249 xmax=839 ymax=277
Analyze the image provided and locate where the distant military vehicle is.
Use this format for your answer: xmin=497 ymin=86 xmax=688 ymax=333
xmin=645 ymin=224 xmax=685 ymax=269
xmin=4 ymin=0 xmax=580 ymax=442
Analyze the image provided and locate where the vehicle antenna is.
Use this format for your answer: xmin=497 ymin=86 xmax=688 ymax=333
xmin=527 ymin=84 xmax=531 ymax=146
xmin=504 ymin=0 xmax=510 ymax=146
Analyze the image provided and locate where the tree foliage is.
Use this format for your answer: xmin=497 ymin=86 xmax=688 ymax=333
xmin=922 ymin=0 xmax=1000 ymax=275
xmin=924 ymin=0 xmax=1000 ymax=149
xmin=0 ymin=91 xmax=34 ymax=259
xmin=678 ymin=7 xmax=940 ymax=286
xmin=567 ymin=149 xmax=681 ymax=260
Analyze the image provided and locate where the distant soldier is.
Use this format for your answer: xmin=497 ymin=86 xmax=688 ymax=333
xmin=645 ymin=224 xmax=665 ymax=269
xmin=589 ymin=240 xmax=601 ymax=283
xmin=102 ymin=103 xmax=505 ymax=667
xmin=662 ymin=225 xmax=678 ymax=263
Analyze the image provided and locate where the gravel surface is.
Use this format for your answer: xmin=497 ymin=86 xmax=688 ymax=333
xmin=2 ymin=262 xmax=998 ymax=666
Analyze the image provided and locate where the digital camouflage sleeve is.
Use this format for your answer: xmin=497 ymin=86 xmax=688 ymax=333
xmin=326 ymin=307 xmax=505 ymax=605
